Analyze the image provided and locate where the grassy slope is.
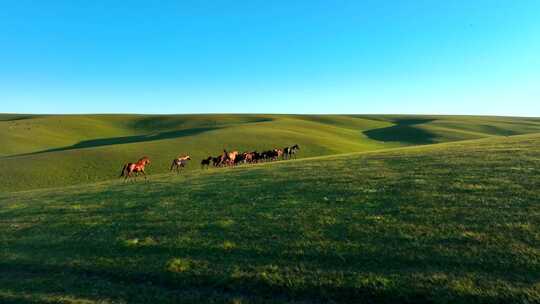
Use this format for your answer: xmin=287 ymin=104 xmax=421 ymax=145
xmin=1 ymin=134 xmax=539 ymax=303
xmin=2 ymin=114 xmax=540 ymax=192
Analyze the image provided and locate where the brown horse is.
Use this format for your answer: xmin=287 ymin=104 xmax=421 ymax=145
xmin=274 ymin=148 xmax=284 ymax=160
xmin=217 ymin=149 xmax=229 ymax=166
xmin=243 ymin=152 xmax=254 ymax=163
xmin=120 ymin=156 xmax=151 ymax=181
xmin=170 ymin=155 xmax=191 ymax=173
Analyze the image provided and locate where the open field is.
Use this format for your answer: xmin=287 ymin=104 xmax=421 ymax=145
xmin=3 ymin=1 xmax=539 ymax=303
xmin=2 ymin=114 xmax=540 ymax=192
xmin=1 ymin=133 xmax=539 ymax=303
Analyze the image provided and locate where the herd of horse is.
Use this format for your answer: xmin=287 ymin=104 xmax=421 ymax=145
xmin=119 ymin=144 xmax=300 ymax=180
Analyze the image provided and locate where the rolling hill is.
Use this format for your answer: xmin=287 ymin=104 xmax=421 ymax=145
xmin=1 ymin=133 xmax=539 ymax=303
xmin=2 ymin=114 xmax=540 ymax=192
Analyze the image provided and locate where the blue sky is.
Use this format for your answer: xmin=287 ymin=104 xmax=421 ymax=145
xmin=1 ymin=1 xmax=539 ymax=115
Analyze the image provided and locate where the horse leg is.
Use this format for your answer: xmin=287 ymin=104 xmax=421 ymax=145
xmin=126 ymin=171 xmax=133 ymax=182
xmin=120 ymin=164 xmax=127 ymax=178
xmin=141 ymin=170 xmax=148 ymax=181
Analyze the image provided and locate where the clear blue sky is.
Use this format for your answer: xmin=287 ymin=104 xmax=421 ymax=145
xmin=1 ymin=1 xmax=539 ymax=115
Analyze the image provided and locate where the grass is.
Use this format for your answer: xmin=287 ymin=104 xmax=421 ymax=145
xmin=1 ymin=133 xmax=539 ymax=303
xmin=2 ymin=114 xmax=540 ymax=192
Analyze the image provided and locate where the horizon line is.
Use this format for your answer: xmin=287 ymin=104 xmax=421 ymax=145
xmin=1 ymin=112 xmax=539 ymax=119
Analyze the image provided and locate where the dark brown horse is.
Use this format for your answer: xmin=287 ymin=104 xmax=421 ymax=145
xmin=212 ymin=156 xmax=221 ymax=167
xmin=120 ymin=156 xmax=151 ymax=181
xmin=201 ymin=156 xmax=212 ymax=169
xmin=284 ymin=144 xmax=300 ymax=159
xmin=217 ymin=149 xmax=228 ymax=166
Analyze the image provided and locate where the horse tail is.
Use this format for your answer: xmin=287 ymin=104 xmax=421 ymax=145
xmin=170 ymin=160 xmax=176 ymax=171
xmin=120 ymin=164 xmax=127 ymax=177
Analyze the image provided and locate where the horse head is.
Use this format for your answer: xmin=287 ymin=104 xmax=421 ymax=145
xmin=138 ymin=156 xmax=150 ymax=165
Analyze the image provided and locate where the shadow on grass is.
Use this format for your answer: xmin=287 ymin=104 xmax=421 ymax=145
xmin=8 ymin=127 xmax=220 ymax=158
xmin=0 ymin=115 xmax=37 ymax=122
xmin=1 ymin=186 xmax=535 ymax=303
xmin=0 ymin=261 xmax=425 ymax=304
xmin=363 ymin=118 xmax=437 ymax=145
xmin=0 ymin=248 xmax=525 ymax=304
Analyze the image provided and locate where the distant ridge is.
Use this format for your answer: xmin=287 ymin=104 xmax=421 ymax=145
xmin=2 ymin=114 xmax=540 ymax=192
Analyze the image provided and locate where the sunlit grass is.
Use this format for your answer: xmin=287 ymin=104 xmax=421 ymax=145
xmin=1 ymin=134 xmax=539 ymax=303
xmin=3 ymin=114 xmax=540 ymax=192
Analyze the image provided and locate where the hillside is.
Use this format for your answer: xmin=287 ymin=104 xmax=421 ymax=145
xmin=1 ymin=133 xmax=539 ymax=303
xmin=2 ymin=114 xmax=540 ymax=192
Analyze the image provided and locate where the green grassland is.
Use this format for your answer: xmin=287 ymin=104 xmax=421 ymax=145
xmin=1 ymin=133 xmax=539 ymax=303
xmin=2 ymin=114 xmax=540 ymax=192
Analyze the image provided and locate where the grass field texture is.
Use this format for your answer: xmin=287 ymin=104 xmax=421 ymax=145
xmin=1 ymin=133 xmax=539 ymax=303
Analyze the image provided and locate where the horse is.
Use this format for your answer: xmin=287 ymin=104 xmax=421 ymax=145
xmin=234 ymin=153 xmax=246 ymax=165
xmin=120 ymin=156 xmax=151 ymax=181
xmin=274 ymin=148 xmax=284 ymax=160
xmin=243 ymin=151 xmax=256 ymax=164
xmin=170 ymin=155 xmax=191 ymax=173
xmin=284 ymin=144 xmax=300 ymax=159
xmin=217 ymin=149 xmax=229 ymax=167
xmin=252 ymin=151 xmax=261 ymax=163
xmin=212 ymin=156 xmax=221 ymax=167
xmin=201 ymin=156 xmax=212 ymax=169
xmin=226 ymin=150 xmax=239 ymax=166
xmin=260 ymin=150 xmax=274 ymax=161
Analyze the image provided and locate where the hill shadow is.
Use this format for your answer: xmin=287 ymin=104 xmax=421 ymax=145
xmin=1 ymin=116 xmax=277 ymax=159
xmin=13 ymin=127 xmax=220 ymax=157
xmin=363 ymin=118 xmax=437 ymax=145
xmin=0 ymin=115 xmax=37 ymax=122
